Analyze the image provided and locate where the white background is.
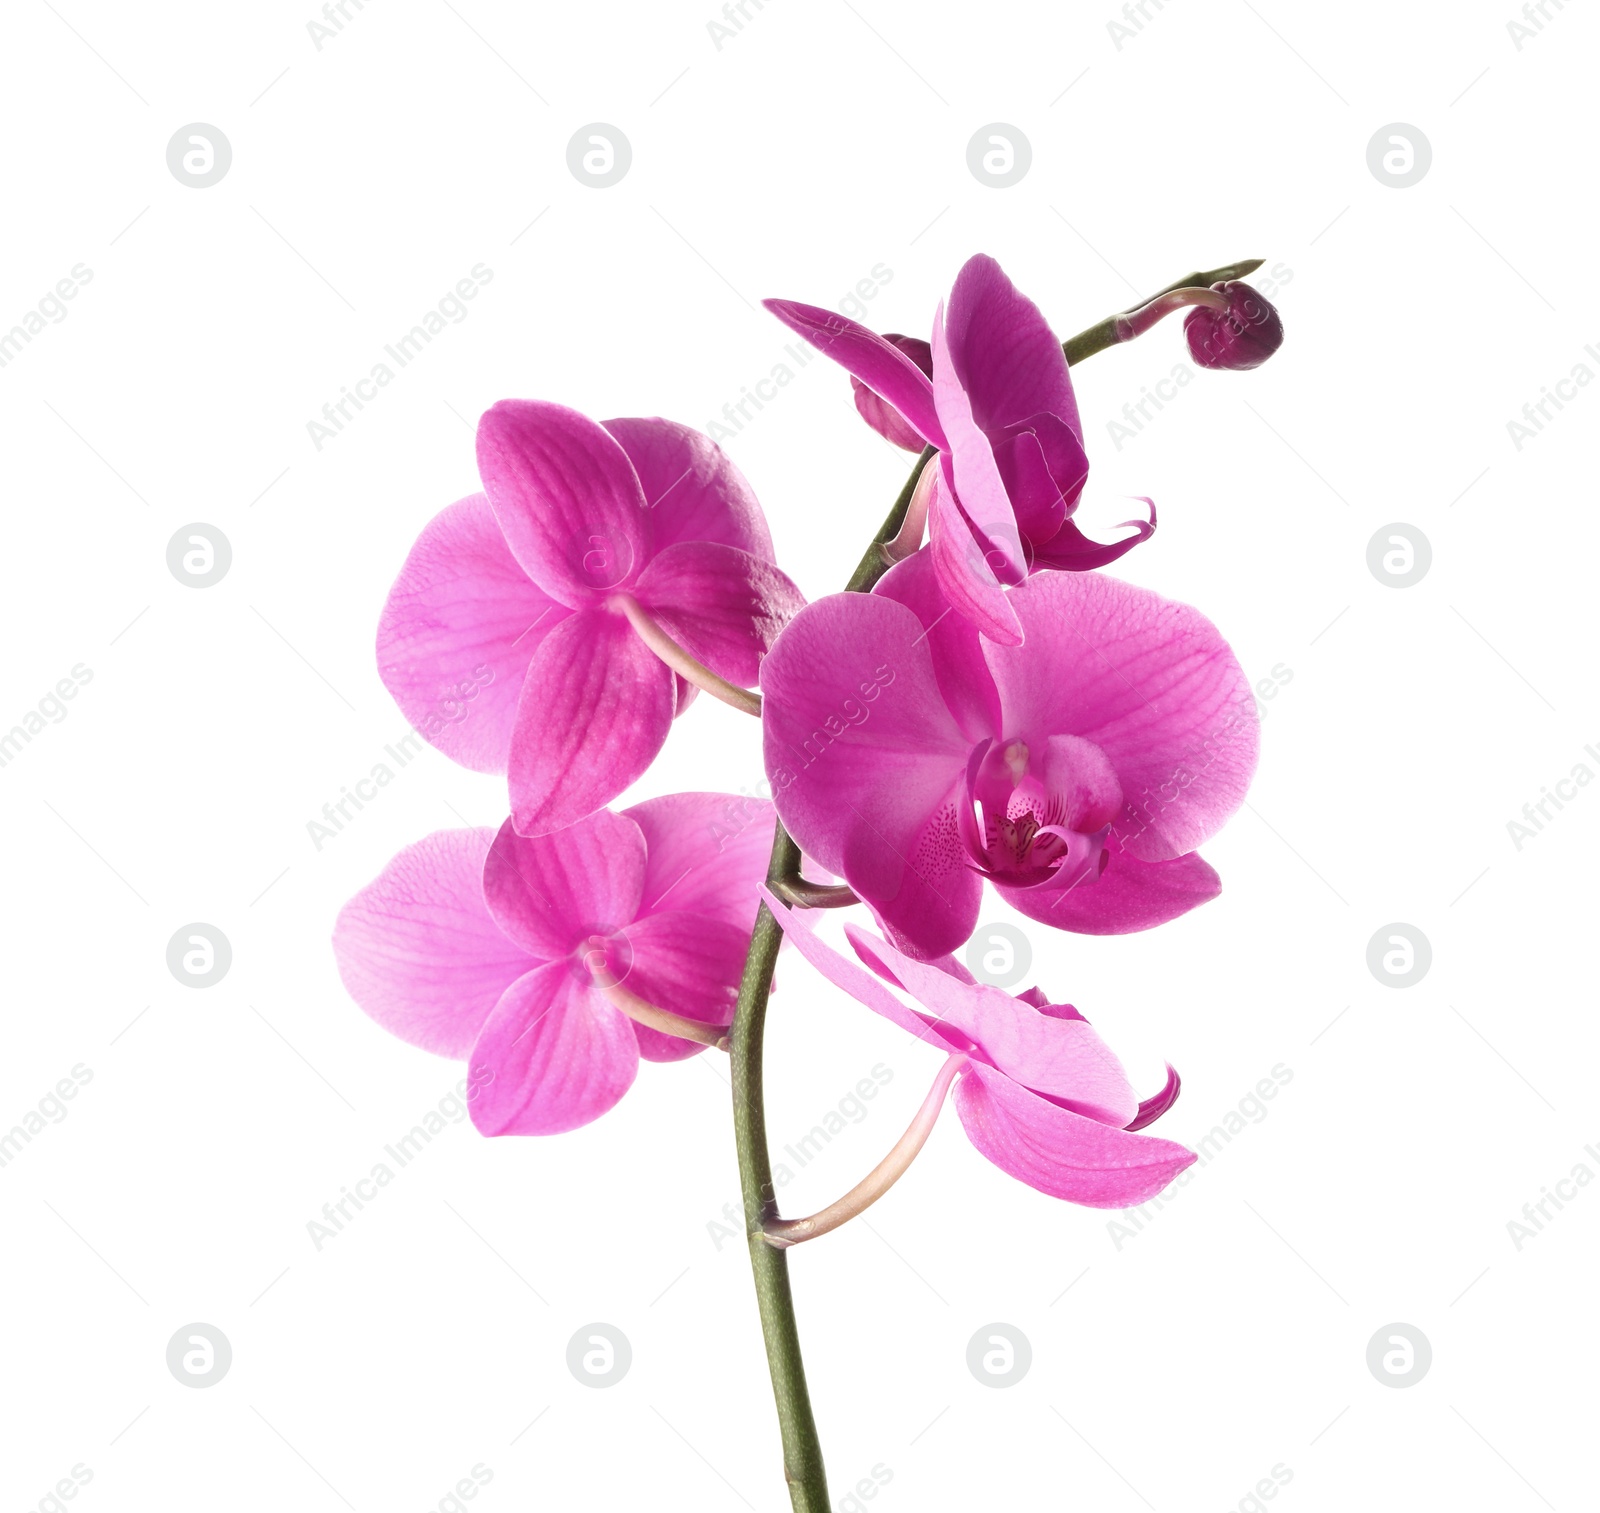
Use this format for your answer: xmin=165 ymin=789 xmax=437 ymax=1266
xmin=2 ymin=1 xmax=1596 ymax=1509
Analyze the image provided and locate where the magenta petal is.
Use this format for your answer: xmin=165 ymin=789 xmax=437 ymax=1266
xmin=1031 ymin=502 xmax=1156 ymax=574
xmin=759 ymin=889 xmax=963 ymax=1052
xmin=477 ymin=400 xmax=650 ymax=606
xmin=760 ymin=592 xmax=980 ymax=960
xmin=468 ymin=964 xmax=638 ymax=1135
xmin=626 ymin=791 xmax=775 ymax=933
xmin=989 ymin=572 xmax=1257 ymax=861
xmin=482 ymin=812 xmax=647 ymax=960
xmin=333 ymin=829 xmax=528 ymax=1058
xmin=507 ymin=609 xmax=676 ymax=837
xmin=842 ymin=924 xmax=1137 ymax=1125
xmin=928 ymin=465 xmax=1024 ymax=647
xmin=635 ymin=541 xmax=806 ymax=687
xmin=1126 ymin=1064 xmax=1182 ymax=1131
xmin=1000 ymin=847 xmax=1221 ymax=935
xmin=953 ymin=1061 xmax=1195 ymax=1207
xmin=762 ymin=299 xmax=946 ymax=449
xmin=851 ymin=334 xmax=935 ymax=451
xmin=377 ymin=496 xmax=571 ymax=774
xmin=873 ymin=549 xmax=1002 ymax=742
xmin=931 ymin=305 xmax=1026 ymax=586
xmin=603 ymin=416 xmax=775 ymax=562
xmin=944 ymin=254 xmax=1083 ymax=442
xmin=617 ymin=910 xmax=750 ymax=1062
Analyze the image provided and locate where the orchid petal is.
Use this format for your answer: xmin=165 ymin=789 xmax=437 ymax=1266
xmin=626 ymin=791 xmax=775 ymax=933
xmin=988 ymin=572 xmax=1257 ymax=861
xmin=507 ymin=609 xmax=676 ymax=837
xmin=998 ymin=847 xmax=1221 ymax=935
xmin=944 ymin=254 xmax=1084 ymax=442
xmin=873 ymin=549 xmax=1001 ymax=742
xmin=468 ymin=964 xmax=638 ymax=1135
xmin=477 ymin=400 xmax=650 ymax=606
xmin=762 ymin=299 xmax=946 ymax=448
xmin=376 ymin=495 xmax=570 ymax=774
xmin=482 ymin=812 xmax=647 ymax=961
xmin=930 ymin=303 xmax=1026 ymax=585
xmin=635 ymin=540 xmax=806 ymax=687
xmin=851 ymin=335 xmax=934 ymax=451
xmin=759 ymin=890 xmax=963 ymax=1053
xmin=613 ymin=911 xmax=750 ymax=1062
xmin=760 ymin=592 xmax=980 ymax=960
xmin=953 ymin=1061 xmax=1194 ymax=1207
xmin=842 ymin=924 xmax=1137 ymax=1125
xmin=928 ymin=464 xmax=1024 ymax=648
xmin=603 ymin=416 xmax=776 ymax=561
xmin=332 ymin=828 xmax=527 ymax=1058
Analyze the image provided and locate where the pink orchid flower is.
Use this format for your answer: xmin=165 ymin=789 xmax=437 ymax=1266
xmin=760 ymin=553 xmax=1257 ymax=961
xmin=762 ymin=895 xmax=1194 ymax=1210
xmin=333 ymin=793 xmax=774 ymax=1135
xmin=377 ymin=404 xmax=805 ymax=836
xmin=764 ymin=254 xmax=1151 ymax=644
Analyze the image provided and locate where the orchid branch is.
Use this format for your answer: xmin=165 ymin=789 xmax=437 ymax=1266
xmin=728 ymin=259 xmax=1254 ymax=1512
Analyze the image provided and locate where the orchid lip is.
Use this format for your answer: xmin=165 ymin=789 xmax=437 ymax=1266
xmin=957 ymin=737 xmax=1110 ymax=891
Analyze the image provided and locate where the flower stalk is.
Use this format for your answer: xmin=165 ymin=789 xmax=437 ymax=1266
xmin=764 ymin=1053 xmax=967 ymax=1248
xmin=616 ymin=593 xmax=763 ymax=716
xmin=728 ymin=260 xmax=1252 ymax=1511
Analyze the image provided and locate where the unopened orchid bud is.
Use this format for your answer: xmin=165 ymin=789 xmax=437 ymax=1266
xmin=1183 ymin=280 xmax=1283 ymax=371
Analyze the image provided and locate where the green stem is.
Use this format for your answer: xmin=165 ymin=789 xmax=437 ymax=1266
xmin=728 ymin=259 xmax=1256 ymax=1509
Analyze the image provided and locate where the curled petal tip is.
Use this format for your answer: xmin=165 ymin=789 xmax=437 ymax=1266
xmin=1125 ymin=1063 xmax=1182 ymax=1131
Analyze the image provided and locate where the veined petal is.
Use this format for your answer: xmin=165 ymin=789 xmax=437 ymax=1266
xmin=468 ymin=963 xmax=638 ymax=1135
xmin=759 ymin=890 xmax=965 ymax=1053
xmin=988 ymin=572 xmax=1257 ymax=861
xmin=614 ymin=911 xmax=750 ymax=1062
xmin=945 ymin=254 xmax=1083 ymax=442
xmin=762 ymin=299 xmax=946 ymax=449
xmin=635 ymin=540 xmax=805 ymax=687
xmin=333 ymin=828 xmax=527 ymax=1058
xmin=482 ymin=812 xmax=647 ymax=961
xmin=999 ymin=847 xmax=1221 ymax=935
xmin=931 ymin=304 xmax=1026 ymax=585
xmin=852 ymin=335 xmax=934 ymax=451
xmin=507 ymin=609 xmax=676 ymax=837
xmin=626 ymin=791 xmax=776 ymax=933
xmin=953 ymin=1061 xmax=1194 ymax=1208
xmin=760 ymin=592 xmax=980 ymax=959
xmin=1030 ymin=503 xmax=1155 ymax=574
xmin=874 ymin=549 xmax=1001 ymax=743
xmin=377 ymin=496 xmax=571 ymax=774
xmin=928 ymin=465 xmax=1024 ymax=647
xmin=842 ymin=924 xmax=1137 ymax=1124
xmin=477 ymin=400 xmax=650 ymax=607
xmin=603 ymin=416 xmax=776 ymax=561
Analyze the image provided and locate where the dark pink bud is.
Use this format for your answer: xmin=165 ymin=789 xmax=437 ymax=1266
xmin=1183 ymin=280 xmax=1283 ymax=371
